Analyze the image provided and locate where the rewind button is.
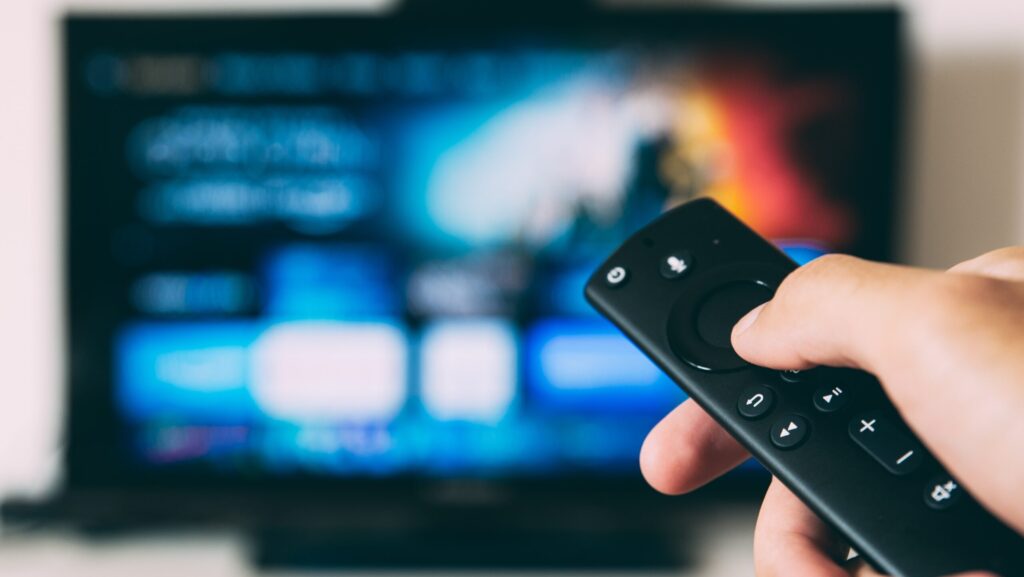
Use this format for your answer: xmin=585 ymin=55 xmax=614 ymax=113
xmin=771 ymin=414 xmax=809 ymax=449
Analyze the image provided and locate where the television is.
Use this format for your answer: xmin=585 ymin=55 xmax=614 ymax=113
xmin=57 ymin=0 xmax=903 ymax=559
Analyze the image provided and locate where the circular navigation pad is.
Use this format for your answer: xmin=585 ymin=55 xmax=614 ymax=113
xmin=695 ymin=282 xmax=773 ymax=349
xmin=667 ymin=263 xmax=786 ymax=372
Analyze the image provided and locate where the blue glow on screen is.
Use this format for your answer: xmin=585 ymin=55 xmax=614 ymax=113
xmin=779 ymin=242 xmax=829 ymax=265
xmin=526 ymin=319 xmax=683 ymax=413
xmin=117 ymin=322 xmax=260 ymax=423
xmin=116 ymin=317 xmax=673 ymax=475
xmin=539 ymin=263 xmax=605 ymax=316
xmin=262 ymin=245 xmax=400 ymax=319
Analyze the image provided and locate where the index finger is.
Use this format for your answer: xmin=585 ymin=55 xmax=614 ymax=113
xmin=640 ymin=399 xmax=750 ymax=495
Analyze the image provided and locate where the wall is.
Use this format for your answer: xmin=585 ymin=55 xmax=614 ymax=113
xmin=0 ymin=0 xmax=1022 ymax=499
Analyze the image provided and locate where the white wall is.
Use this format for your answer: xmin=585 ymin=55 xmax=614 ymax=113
xmin=0 ymin=0 xmax=1022 ymax=499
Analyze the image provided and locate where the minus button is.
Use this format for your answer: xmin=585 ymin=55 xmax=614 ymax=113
xmin=849 ymin=412 xmax=924 ymax=476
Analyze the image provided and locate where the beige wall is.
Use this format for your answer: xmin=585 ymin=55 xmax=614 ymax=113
xmin=0 ymin=0 xmax=1022 ymax=499
xmin=898 ymin=0 xmax=1024 ymax=266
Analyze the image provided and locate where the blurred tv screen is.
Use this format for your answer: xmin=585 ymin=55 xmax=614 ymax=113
xmin=64 ymin=8 xmax=901 ymax=490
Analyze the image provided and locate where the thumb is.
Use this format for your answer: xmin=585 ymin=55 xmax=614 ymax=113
xmin=730 ymin=254 xmax=937 ymax=375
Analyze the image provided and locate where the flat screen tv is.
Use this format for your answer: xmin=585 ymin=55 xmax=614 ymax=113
xmin=60 ymin=1 xmax=903 ymax=537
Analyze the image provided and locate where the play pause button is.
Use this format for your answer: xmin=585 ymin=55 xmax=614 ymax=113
xmin=814 ymin=384 xmax=848 ymax=412
xmin=771 ymin=415 xmax=810 ymax=449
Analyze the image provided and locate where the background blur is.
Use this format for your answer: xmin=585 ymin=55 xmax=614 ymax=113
xmin=0 ymin=0 xmax=1023 ymax=576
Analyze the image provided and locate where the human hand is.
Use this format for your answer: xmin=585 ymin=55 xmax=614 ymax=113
xmin=640 ymin=249 xmax=1024 ymax=576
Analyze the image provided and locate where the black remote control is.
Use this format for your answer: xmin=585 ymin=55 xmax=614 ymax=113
xmin=585 ymin=198 xmax=1024 ymax=577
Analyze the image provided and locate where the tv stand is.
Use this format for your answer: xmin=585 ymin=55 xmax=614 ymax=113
xmin=250 ymin=526 xmax=691 ymax=570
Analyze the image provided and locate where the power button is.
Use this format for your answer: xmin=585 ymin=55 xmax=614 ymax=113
xmin=605 ymin=266 xmax=629 ymax=288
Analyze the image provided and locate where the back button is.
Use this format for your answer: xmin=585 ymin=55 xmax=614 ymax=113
xmin=738 ymin=386 xmax=774 ymax=419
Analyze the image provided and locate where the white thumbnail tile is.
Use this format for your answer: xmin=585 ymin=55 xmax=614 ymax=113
xmin=420 ymin=320 xmax=517 ymax=424
xmin=250 ymin=321 xmax=407 ymax=423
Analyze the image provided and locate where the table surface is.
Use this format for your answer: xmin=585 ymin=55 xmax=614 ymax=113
xmin=0 ymin=505 xmax=757 ymax=577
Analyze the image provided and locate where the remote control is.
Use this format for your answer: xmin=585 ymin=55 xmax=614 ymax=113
xmin=585 ymin=198 xmax=1024 ymax=576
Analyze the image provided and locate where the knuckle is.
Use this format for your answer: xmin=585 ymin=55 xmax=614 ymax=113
xmin=969 ymin=246 xmax=1024 ymax=265
xmin=985 ymin=245 xmax=1024 ymax=261
xmin=958 ymin=246 xmax=1024 ymax=277
xmin=927 ymin=274 xmax=1006 ymax=308
xmin=912 ymin=274 xmax=1015 ymax=334
xmin=790 ymin=253 xmax=861 ymax=284
xmin=773 ymin=253 xmax=861 ymax=303
xmin=807 ymin=252 xmax=860 ymax=269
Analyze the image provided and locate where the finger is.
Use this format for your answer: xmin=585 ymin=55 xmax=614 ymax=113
xmin=752 ymin=483 xmax=1003 ymax=577
xmin=846 ymin=559 xmax=1000 ymax=577
xmin=640 ymin=399 xmax=750 ymax=495
xmin=753 ymin=480 xmax=1004 ymax=577
xmin=753 ymin=477 xmax=850 ymax=577
xmin=948 ymin=246 xmax=1024 ymax=282
xmin=847 ymin=558 xmax=886 ymax=577
xmin=730 ymin=254 xmax=939 ymax=374
xmin=847 ymin=564 xmax=1001 ymax=577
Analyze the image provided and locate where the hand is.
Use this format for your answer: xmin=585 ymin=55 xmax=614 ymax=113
xmin=640 ymin=248 xmax=1024 ymax=577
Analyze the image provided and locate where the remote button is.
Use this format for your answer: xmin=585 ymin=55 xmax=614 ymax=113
xmin=924 ymin=475 xmax=963 ymax=510
xmin=770 ymin=414 xmax=809 ymax=449
xmin=813 ymin=384 xmax=848 ymax=412
xmin=849 ymin=413 xmax=924 ymax=475
xmin=695 ymin=282 xmax=773 ymax=349
xmin=738 ymin=386 xmax=774 ymax=419
xmin=659 ymin=251 xmax=693 ymax=279
xmin=779 ymin=369 xmax=804 ymax=383
xmin=665 ymin=263 xmax=786 ymax=372
xmin=605 ymin=266 xmax=629 ymax=288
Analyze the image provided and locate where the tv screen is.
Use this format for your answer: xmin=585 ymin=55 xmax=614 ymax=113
xmin=63 ymin=5 xmax=902 ymax=501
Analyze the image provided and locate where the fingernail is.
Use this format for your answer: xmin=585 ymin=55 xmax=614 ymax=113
xmin=733 ymin=303 xmax=765 ymax=336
